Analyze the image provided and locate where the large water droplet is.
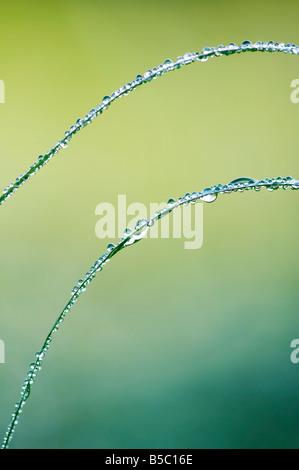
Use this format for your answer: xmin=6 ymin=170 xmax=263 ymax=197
xmin=228 ymin=177 xmax=257 ymax=185
xmin=102 ymin=96 xmax=111 ymax=105
xmin=241 ymin=40 xmax=252 ymax=48
xmin=200 ymin=194 xmax=217 ymax=203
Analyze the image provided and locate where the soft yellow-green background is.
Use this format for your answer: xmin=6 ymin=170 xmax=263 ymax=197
xmin=0 ymin=0 xmax=298 ymax=449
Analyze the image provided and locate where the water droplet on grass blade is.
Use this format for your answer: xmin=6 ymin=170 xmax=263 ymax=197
xmin=200 ymin=194 xmax=217 ymax=203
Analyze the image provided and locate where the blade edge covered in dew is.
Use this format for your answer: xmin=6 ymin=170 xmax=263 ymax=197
xmin=2 ymin=176 xmax=299 ymax=448
xmin=1 ymin=40 xmax=298 ymax=206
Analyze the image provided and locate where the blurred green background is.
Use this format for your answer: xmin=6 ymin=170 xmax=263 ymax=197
xmin=0 ymin=0 xmax=299 ymax=449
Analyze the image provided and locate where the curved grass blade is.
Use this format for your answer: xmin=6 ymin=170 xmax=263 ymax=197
xmin=1 ymin=40 xmax=298 ymax=206
xmin=2 ymin=175 xmax=298 ymax=449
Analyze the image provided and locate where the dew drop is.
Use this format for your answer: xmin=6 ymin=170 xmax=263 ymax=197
xmin=200 ymin=194 xmax=217 ymax=203
xmin=228 ymin=177 xmax=257 ymax=185
xmin=143 ymin=70 xmax=152 ymax=80
xmin=241 ymin=40 xmax=252 ymax=48
xmin=167 ymin=198 xmax=176 ymax=205
xmin=102 ymin=95 xmax=111 ymax=105
xmin=164 ymin=58 xmax=173 ymax=68
xmin=135 ymin=218 xmax=147 ymax=229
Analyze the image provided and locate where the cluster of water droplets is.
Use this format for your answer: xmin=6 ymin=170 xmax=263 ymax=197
xmin=2 ymin=174 xmax=298 ymax=449
xmin=1 ymin=40 xmax=298 ymax=207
